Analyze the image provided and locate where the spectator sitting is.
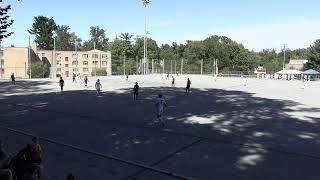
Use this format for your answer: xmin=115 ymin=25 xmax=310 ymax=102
xmin=9 ymin=137 xmax=43 ymax=180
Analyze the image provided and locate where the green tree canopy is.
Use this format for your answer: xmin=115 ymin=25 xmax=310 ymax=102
xmin=82 ymin=26 xmax=108 ymax=51
xmin=28 ymin=16 xmax=57 ymax=50
xmin=55 ymin=25 xmax=82 ymax=51
xmin=306 ymin=40 xmax=320 ymax=70
xmin=28 ymin=61 xmax=49 ymax=78
xmin=133 ymin=37 xmax=159 ymax=60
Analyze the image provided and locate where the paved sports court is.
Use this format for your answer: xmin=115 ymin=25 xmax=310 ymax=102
xmin=0 ymin=75 xmax=320 ymax=180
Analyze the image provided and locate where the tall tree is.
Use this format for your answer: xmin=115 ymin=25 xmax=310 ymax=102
xmin=306 ymin=39 xmax=320 ymax=70
xmin=0 ymin=0 xmax=20 ymax=42
xmin=119 ymin=32 xmax=134 ymax=43
xmin=70 ymin=32 xmax=82 ymax=50
xmin=55 ymin=25 xmax=82 ymax=51
xmin=28 ymin=16 xmax=57 ymax=50
xmin=82 ymin=26 xmax=108 ymax=51
xmin=119 ymin=32 xmax=134 ymax=56
xmin=159 ymin=44 xmax=175 ymax=60
xmin=133 ymin=36 xmax=159 ymax=60
xmin=55 ymin=25 xmax=71 ymax=51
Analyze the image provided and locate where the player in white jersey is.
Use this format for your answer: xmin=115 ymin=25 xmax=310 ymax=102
xmin=155 ymin=94 xmax=167 ymax=126
xmin=95 ymin=79 xmax=102 ymax=95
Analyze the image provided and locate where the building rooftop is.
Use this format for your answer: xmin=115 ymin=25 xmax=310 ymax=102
xmin=288 ymin=59 xmax=308 ymax=65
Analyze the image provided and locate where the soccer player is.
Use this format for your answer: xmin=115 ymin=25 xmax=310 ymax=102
xmin=95 ymin=79 xmax=102 ymax=95
xmin=73 ymin=73 xmax=76 ymax=83
xmin=186 ymin=78 xmax=191 ymax=93
xmin=10 ymin=73 xmax=15 ymax=85
xmin=59 ymin=77 xmax=64 ymax=92
xmin=84 ymin=76 xmax=89 ymax=87
xmin=155 ymin=94 xmax=167 ymax=126
xmin=172 ymin=76 xmax=175 ymax=87
xmin=133 ymin=82 xmax=139 ymax=100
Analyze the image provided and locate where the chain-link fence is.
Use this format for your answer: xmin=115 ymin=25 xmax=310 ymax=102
xmin=111 ymin=58 xmax=261 ymax=77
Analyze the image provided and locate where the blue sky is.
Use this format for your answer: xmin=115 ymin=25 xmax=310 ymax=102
xmin=3 ymin=0 xmax=320 ymax=51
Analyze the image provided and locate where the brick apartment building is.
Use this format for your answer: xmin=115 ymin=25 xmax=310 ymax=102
xmin=0 ymin=43 xmax=112 ymax=79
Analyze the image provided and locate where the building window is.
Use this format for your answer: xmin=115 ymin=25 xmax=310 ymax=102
xmin=83 ymin=61 xmax=88 ymax=65
xmin=65 ymin=57 xmax=69 ymax=61
xmin=72 ymin=53 xmax=78 ymax=59
xmin=83 ymin=68 xmax=89 ymax=72
xmin=72 ymin=61 xmax=78 ymax=66
xmin=56 ymin=60 xmax=61 ymax=65
xmin=102 ymin=54 xmax=108 ymax=59
xmin=0 ymin=59 xmax=4 ymax=66
xmin=0 ymin=50 xmax=3 ymax=56
xmin=73 ymin=68 xmax=77 ymax=72
xmin=102 ymin=61 xmax=107 ymax=66
xmin=65 ymin=64 xmax=69 ymax=67
xmin=82 ymin=54 xmax=88 ymax=59
xmin=42 ymin=53 xmax=45 ymax=56
xmin=57 ymin=68 xmax=61 ymax=72
xmin=92 ymin=53 xmax=99 ymax=59
xmin=92 ymin=61 xmax=98 ymax=65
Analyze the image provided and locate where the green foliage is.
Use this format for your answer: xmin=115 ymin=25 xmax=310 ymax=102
xmin=55 ymin=25 xmax=82 ymax=51
xmin=306 ymin=40 xmax=320 ymax=70
xmin=28 ymin=16 xmax=57 ymax=50
xmin=0 ymin=2 xmax=18 ymax=41
xmin=91 ymin=68 xmax=108 ymax=76
xmin=27 ymin=61 xmax=49 ymax=78
xmin=134 ymin=37 xmax=159 ymax=60
xmin=83 ymin=26 xmax=108 ymax=51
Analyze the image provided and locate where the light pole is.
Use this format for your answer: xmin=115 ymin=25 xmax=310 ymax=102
xmin=75 ymin=39 xmax=78 ymax=75
xmin=170 ymin=59 xmax=172 ymax=75
xmin=142 ymin=0 xmax=150 ymax=75
xmin=283 ymin=44 xmax=286 ymax=70
xmin=53 ymin=34 xmax=56 ymax=78
xmin=28 ymin=35 xmax=31 ymax=79
xmin=94 ymin=27 xmax=97 ymax=77
xmin=123 ymin=53 xmax=126 ymax=75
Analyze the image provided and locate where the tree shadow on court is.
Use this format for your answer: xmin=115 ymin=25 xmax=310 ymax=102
xmin=0 ymin=80 xmax=54 ymax=96
xmin=1 ymin=86 xmax=320 ymax=180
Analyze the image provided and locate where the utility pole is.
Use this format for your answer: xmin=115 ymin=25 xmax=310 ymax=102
xmin=213 ymin=59 xmax=215 ymax=76
xmin=283 ymin=44 xmax=286 ymax=70
xmin=216 ymin=59 xmax=219 ymax=75
xmin=143 ymin=0 xmax=150 ymax=75
xmin=152 ymin=58 xmax=154 ymax=74
xmin=53 ymin=36 xmax=56 ymax=78
xmin=136 ymin=56 xmax=139 ymax=75
xmin=123 ymin=53 xmax=126 ymax=75
xmin=181 ymin=59 xmax=183 ymax=75
xmin=28 ymin=36 xmax=31 ymax=79
xmin=75 ymin=39 xmax=78 ymax=75
xmin=94 ymin=27 xmax=98 ymax=76
xmin=170 ymin=59 xmax=172 ymax=75
xmin=162 ymin=59 xmax=165 ymax=74
xmin=201 ymin=59 xmax=203 ymax=75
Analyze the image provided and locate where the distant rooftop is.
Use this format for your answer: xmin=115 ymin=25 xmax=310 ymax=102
xmin=288 ymin=59 xmax=308 ymax=65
